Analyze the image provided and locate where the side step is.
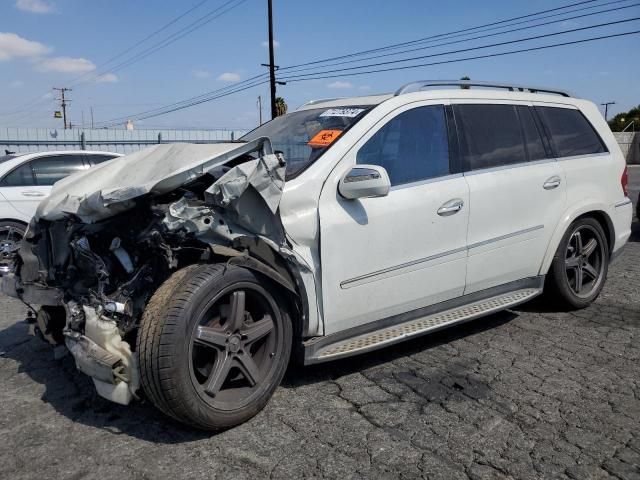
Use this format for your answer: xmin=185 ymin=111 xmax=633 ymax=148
xmin=304 ymin=286 xmax=541 ymax=364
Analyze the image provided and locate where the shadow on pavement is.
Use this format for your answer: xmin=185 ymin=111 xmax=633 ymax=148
xmin=0 ymin=305 xmax=520 ymax=440
xmin=630 ymin=220 xmax=640 ymax=242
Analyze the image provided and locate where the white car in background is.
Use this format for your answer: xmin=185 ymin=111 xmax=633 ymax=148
xmin=0 ymin=150 xmax=121 ymax=273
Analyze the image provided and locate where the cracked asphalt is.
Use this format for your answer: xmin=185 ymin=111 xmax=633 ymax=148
xmin=1 ymin=180 xmax=638 ymax=479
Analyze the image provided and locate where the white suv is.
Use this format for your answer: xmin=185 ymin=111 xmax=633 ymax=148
xmin=2 ymin=81 xmax=632 ymax=430
xmin=0 ymin=150 xmax=121 ymax=273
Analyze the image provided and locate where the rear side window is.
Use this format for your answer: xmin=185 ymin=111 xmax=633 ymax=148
xmin=356 ymin=105 xmax=450 ymax=186
xmin=536 ymin=106 xmax=606 ymax=157
xmin=454 ymin=104 xmax=527 ymax=171
xmin=517 ymin=106 xmax=547 ymax=161
xmin=31 ymin=155 xmax=87 ymax=186
xmin=1 ymin=163 xmax=35 ymax=187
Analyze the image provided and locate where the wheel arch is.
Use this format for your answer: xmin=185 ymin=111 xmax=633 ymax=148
xmin=539 ymin=203 xmax=615 ymax=275
xmin=206 ymin=237 xmax=310 ymax=340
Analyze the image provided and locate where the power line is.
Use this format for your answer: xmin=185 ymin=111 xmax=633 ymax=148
xmin=279 ymin=17 xmax=640 ymax=81
xmin=71 ymin=0 xmax=248 ymax=88
xmin=281 ymin=30 xmax=640 ymax=83
xmin=68 ymin=0 xmax=212 ymax=86
xmin=281 ymin=1 xmax=639 ymax=75
xmin=278 ymin=0 xmax=605 ymax=70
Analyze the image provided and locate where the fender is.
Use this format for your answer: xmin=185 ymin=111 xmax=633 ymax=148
xmin=538 ymin=200 xmax=614 ymax=275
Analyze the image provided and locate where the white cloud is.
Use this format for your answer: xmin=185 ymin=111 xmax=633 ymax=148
xmin=218 ymin=72 xmax=241 ymax=82
xmin=0 ymin=32 xmax=51 ymax=61
xmin=9 ymin=80 xmax=23 ymax=88
xmin=15 ymin=0 xmax=53 ymax=14
xmin=261 ymin=40 xmax=280 ymax=48
xmin=96 ymin=73 xmax=118 ymax=83
xmin=36 ymin=56 xmax=95 ymax=73
xmin=193 ymin=69 xmax=211 ymax=79
xmin=327 ymin=81 xmax=353 ymax=89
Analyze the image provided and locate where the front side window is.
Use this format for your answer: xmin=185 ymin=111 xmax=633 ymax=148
xmin=1 ymin=163 xmax=35 ymax=187
xmin=454 ymin=104 xmax=527 ymax=171
xmin=31 ymin=155 xmax=87 ymax=186
xmin=241 ymin=106 xmax=373 ymax=178
xmin=536 ymin=106 xmax=606 ymax=158
xmin=356 ymin=105 xmax=450 ymax=186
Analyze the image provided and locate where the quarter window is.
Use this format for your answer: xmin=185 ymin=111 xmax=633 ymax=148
xmin=88 ymin=154 xmax=118 ymax=165
xmin=454 ymin=104 xmax=527 ymax=171
xmin=536 ymin=106 xmax=606 ymax=157
xmin=356 ymin=105 xmax=450 ymax=186
xmin=31 ymin=155 xmax=87 ymax=186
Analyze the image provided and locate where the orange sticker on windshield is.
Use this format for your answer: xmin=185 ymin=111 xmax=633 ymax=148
xmin=308 ymin=129 xmax=342 ymax=148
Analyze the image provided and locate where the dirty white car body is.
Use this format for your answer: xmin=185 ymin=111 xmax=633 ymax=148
xmin=2 ymin=80 xmax=632 ymax=430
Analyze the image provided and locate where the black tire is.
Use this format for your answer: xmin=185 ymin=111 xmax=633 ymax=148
xmin=137 ymin=263 xmax=292 ymax=430
xmin=0 ymin=221 xmax=26 ymax=275
xmin=546 ymin=217 xmax=609 ymax=309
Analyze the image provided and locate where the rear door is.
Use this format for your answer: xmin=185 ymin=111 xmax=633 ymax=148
xmin=453 ymin=102 xmax=567 ymax=294
xmin=318 ymin=102 xmax=470 ymax=334
xmin=0 ymin=154 xmax=88 ymax=217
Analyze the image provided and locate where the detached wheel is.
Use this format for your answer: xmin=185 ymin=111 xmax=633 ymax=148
xmin=137 ymin=264 xmax=292 ymax=430
xmin=547 ymin=217 xmax=609 ymax=309
xmin=0 ymin=221 xmax=26 ymax=275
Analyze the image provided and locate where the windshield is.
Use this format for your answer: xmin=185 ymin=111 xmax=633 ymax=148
xmin=241 ymin=106 xmax=374 ymax=178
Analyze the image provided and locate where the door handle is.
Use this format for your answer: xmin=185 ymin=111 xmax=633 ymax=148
xmin=437 ymin=198 xmax=464 ymax=216
xmin=20 ymin=191 xmax=45 ymax=197
xmin=543 ymin=176 xmax=562 ymax=190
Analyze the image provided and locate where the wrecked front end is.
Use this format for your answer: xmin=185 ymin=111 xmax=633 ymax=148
xmin=2 ymin=138 xmax=305 ymax=405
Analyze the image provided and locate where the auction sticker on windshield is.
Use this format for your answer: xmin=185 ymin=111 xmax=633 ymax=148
xmin=308 ymin=129 xmax=343 ymax=147
xmin=319 ymin=108 xmax=365 ymax=118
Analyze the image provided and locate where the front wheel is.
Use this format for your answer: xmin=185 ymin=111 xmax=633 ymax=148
xmin=137 ymin=264 xmax=292 ymax=430
xmin=547 ymin=217 xmax=609 ymax=309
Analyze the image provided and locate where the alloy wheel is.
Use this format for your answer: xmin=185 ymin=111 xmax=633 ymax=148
xmin=188 ymin=283 xmax=282 ymax=411
xmin=564 ymin=225 xmax=606 ymax=299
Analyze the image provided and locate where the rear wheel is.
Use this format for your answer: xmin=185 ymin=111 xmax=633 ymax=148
xmin=547 ymin=217 xmax=609 ymax=309
xmin=137 ymin=264 xmax=292 ymax=430
xmin=0 ymin=221 xmax=26 ymax=275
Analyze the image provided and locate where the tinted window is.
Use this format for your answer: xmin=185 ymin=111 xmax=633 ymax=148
xmin=1 ymin=163 xmax=35 ymax=186
xmin=455 ymin=104 xmax=527 ymax=170
xmin=31 ymin=155 xmax=87 ymax=186
xmin=518 ymin=106 xmax=547 ymax=161
xmin=356 ymin=105 xmax=450 ymax=186
xmin=242 ymin=106 xmax=373 ymax=179
xmin=88 ymin=154 xmax=118 ymax=165
xmin=536 ymin=106 xmax=606 ymax=157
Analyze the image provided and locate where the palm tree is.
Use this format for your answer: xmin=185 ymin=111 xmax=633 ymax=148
xmin=275 ymin=97 xmax=288 ymax=117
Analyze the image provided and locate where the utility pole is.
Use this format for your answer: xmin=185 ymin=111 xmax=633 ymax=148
xmin=53 ymin=87 xmax=72 ymax=129
xmin=90 ymin=106 xmax=94 ymax=129
xmin=257 ymin=95 xmax=263 ymax=125
xmin=601 ymin=101 xmax=615 ymax=121
xmin=267 ymin=0 xmax=277 ymax=119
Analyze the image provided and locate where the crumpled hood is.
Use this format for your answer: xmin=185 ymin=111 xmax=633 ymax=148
xmin=36 ymin=139 xmax=275 ymax=223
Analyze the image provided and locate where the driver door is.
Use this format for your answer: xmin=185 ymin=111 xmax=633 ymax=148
xmin=318 ymin=102 xmax=470 ymax=334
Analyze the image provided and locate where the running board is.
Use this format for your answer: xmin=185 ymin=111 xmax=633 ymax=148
xmin=304 ymin=282 xmax=542 ymax=364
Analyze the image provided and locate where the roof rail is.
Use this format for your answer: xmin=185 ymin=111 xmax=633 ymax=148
xmin=395 ymin=80 xmax=573 ymax=98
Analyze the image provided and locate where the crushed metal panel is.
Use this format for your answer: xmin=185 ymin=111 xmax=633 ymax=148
xmin=36 ymin=139 xmax=271 ymax=223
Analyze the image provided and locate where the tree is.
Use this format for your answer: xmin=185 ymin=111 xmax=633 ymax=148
xmin=460 ymin=76 xmax=471 ymax=89
xmin=275 ymin=97 xmax=288 ymax=117
xmin=608 ymin=105 xmax=640 ymax=132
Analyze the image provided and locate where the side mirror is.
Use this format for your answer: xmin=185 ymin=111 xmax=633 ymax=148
xmin=338 ymin=165 xmax=391 ymax=200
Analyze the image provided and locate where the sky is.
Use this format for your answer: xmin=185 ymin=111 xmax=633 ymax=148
xmin=0 ymin=0 xmax=639 ymax=130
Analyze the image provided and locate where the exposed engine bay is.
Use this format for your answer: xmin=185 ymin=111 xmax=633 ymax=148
xmin=2 ymin=138 xmax=307 ymax=405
